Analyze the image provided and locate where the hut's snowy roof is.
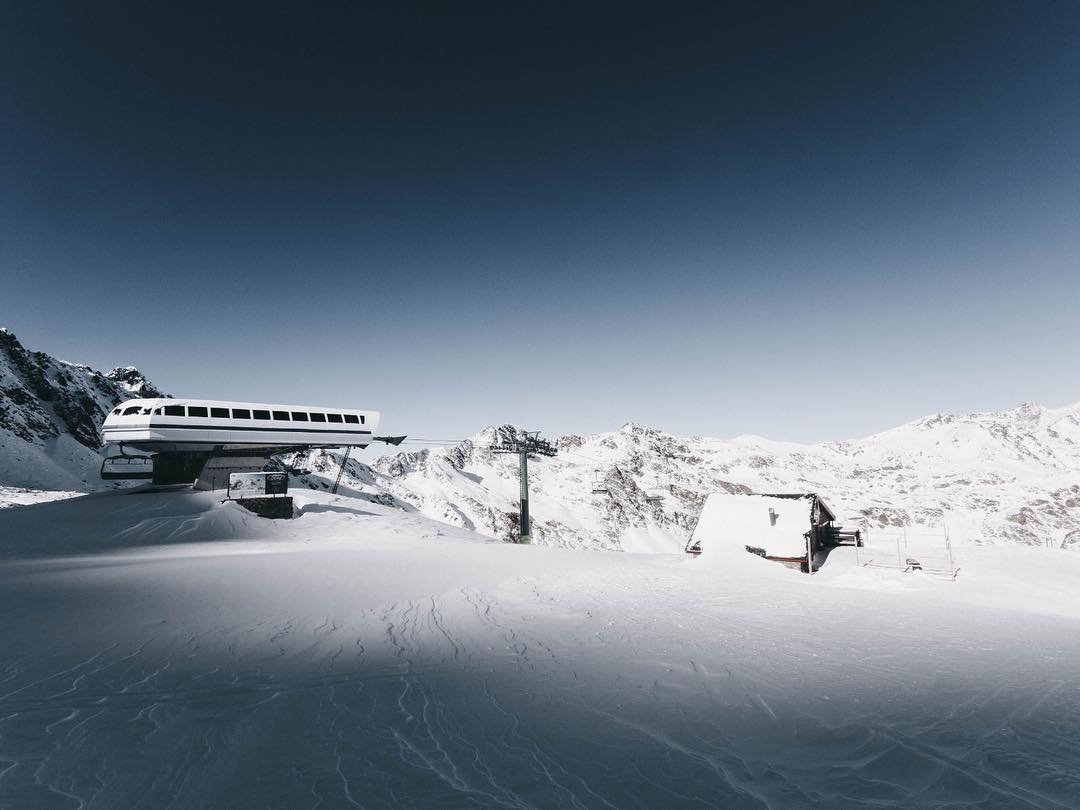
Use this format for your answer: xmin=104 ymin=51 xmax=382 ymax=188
xmin=692 ymin=492 xmax=815 ymax=558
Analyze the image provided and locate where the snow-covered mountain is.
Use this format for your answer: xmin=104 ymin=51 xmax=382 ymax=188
xmin=3 ymin=327 xmax=1077 ymax=550
xmin=312 ymin=405 xmax=1080 ymax=552
xmin=0 ymin=328 xmax=164 ymax=492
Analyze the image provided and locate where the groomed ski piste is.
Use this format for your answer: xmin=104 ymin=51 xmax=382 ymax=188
xmin=1 ymin=487 xmax=1079 ymax=808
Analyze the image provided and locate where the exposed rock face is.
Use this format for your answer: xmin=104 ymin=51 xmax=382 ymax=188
xmin=104 ymin=366 xmax=164 ymax=400
xmin=0 ymin=328 xmax=165 ymax=491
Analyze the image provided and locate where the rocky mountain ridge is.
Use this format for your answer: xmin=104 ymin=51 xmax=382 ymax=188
xmin=0 ymin=328 xmax=165 ymax=491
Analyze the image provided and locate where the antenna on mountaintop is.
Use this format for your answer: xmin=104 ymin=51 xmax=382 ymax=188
xmin=490 ymin=431 xmax=557 ymax=544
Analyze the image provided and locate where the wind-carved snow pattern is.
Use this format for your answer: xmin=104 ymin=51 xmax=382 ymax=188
xmin=1 ymin=488 xmax=1079 ymax=807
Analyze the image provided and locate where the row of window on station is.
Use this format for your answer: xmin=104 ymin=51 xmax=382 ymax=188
xmin=116 ymin=404 xmax=364 ymax=424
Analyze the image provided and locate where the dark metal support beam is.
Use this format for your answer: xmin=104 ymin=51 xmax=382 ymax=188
xmin=490 ymin=431 xmax=556 ymax=544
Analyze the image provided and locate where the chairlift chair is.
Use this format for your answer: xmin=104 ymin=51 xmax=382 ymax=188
xmin=645 ymin=476 xmax=666 ymax=504
xmin=591 ymin=471 xmax=609 ymax=495
xmin=100 ymin=446 xmax=155 ymax=480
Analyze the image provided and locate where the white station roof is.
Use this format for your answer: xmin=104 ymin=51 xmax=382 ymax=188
xmin=691 ymin=492 xmax=816 ymax=558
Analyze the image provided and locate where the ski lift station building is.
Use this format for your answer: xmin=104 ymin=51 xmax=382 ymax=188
xmin=688 ymin=492 xmax=860 ymax=572
xmin=100 ymin=398 xmax=380 ymax=487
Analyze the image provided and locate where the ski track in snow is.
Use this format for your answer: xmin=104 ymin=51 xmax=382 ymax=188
xmin=2 ymin=586 xmax=1078 ymax=808
xmin=0 ymin=490 xmax=1078 ymax=808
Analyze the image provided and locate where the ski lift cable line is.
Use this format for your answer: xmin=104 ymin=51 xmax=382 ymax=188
xmin=393 ymin=438 xmax=467 ymax=444
xmin=559 ymin=449 xmax=610 ymax=465
xmin=373 ymin=442 xmax=461 ymax=448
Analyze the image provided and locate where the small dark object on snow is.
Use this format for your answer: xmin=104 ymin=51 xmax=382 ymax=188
xmin=906 ymin=557 xmax=922 ymax=571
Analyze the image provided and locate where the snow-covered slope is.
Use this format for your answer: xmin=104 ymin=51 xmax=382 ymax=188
xmin=0 ymin=328 xmax=164 ymax=493
xmin=315 ymin=405 xmax=1080 ymax=552
xmin=1 ymin=487 xmax=1078 ymax=807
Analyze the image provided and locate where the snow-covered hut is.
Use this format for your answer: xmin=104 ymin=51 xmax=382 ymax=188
xmin=687 ymin=492 xmax=840 ymax=571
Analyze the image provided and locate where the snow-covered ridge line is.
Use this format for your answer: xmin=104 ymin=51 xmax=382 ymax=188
xmin=345 ymin=405 xmax=1080 ymax=552
xmin=3 ymin=327 xmax=1078 ymax=551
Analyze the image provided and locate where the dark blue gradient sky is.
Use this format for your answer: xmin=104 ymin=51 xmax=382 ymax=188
xmin=2 ymin=2 xmax=1079 ymax=442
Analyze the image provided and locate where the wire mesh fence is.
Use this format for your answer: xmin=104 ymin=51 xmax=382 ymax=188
xmin=857 ymin=525 xmax=961 ymax=579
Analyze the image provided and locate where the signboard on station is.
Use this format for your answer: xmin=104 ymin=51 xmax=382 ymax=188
xmin=229 ymin=471 xmax=289 ymax=498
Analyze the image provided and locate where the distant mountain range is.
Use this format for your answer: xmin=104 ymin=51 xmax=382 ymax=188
xmin=339 ymin=407 xmax=1080 ymax=552
xmin=2 ymin=327 xmax=1078 ymax=549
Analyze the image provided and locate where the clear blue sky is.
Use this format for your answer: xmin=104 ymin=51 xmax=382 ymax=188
xmin=2 ymin=2 xmax=1078 ymax=443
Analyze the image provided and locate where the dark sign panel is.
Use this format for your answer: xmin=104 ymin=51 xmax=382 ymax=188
xmin=265 ymin=472 xmax=289 ymax=495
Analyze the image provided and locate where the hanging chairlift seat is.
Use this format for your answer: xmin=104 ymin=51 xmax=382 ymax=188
xmin=590 ymin=471 xmax=609 ymax=495
xmin=645 ymin=476 xmax=666 ymax=503
xmin=100 ymin=454 xmax=155 ymax=480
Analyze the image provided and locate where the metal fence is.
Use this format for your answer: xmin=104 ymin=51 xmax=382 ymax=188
xmin=857 ymin=525 xmax=960 ymax=580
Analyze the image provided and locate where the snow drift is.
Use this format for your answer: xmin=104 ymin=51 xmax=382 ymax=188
xmin=0 ymin=488 xmax=1078 ymax=807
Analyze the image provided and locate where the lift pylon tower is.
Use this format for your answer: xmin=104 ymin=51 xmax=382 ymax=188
xmin=330 ymin=447 xmax=352 ymax=495
xmin=490 ymin=431 xmax=557 ymax=544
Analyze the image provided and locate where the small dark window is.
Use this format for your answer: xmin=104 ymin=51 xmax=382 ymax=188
xmin=343 ymin=414 xmax=360 ymax=424
xmin=291 ymin=411 xmax=309 ymax=421
xmin=310 ymin=413 xmax=326 ymax=422
xmin=153 ymin=408 xmax=162 ymax=415
xmin=232 ymin=408 xmax=251 ymax=419
xmin=164 ymin=405 xmax=185 ymax=416
xmin=253 ymin=410 xmax=271 ymax=420
xmin=211 ymin=407 xmax=229 ymax=418
xmin=188 ymin=406 xmax=209 ymax=418
xmin=142 ymin=408 xmax=152 ymax=414
xmin=112 ymin=408 xmax=121 ymax=415
xmin=273 ymin=411 xmax=290 ymax=421
xmin=123 ymin=406 xmax=142 ymax=415
xmin=327 ymin=413 xmax=343 ymax=423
